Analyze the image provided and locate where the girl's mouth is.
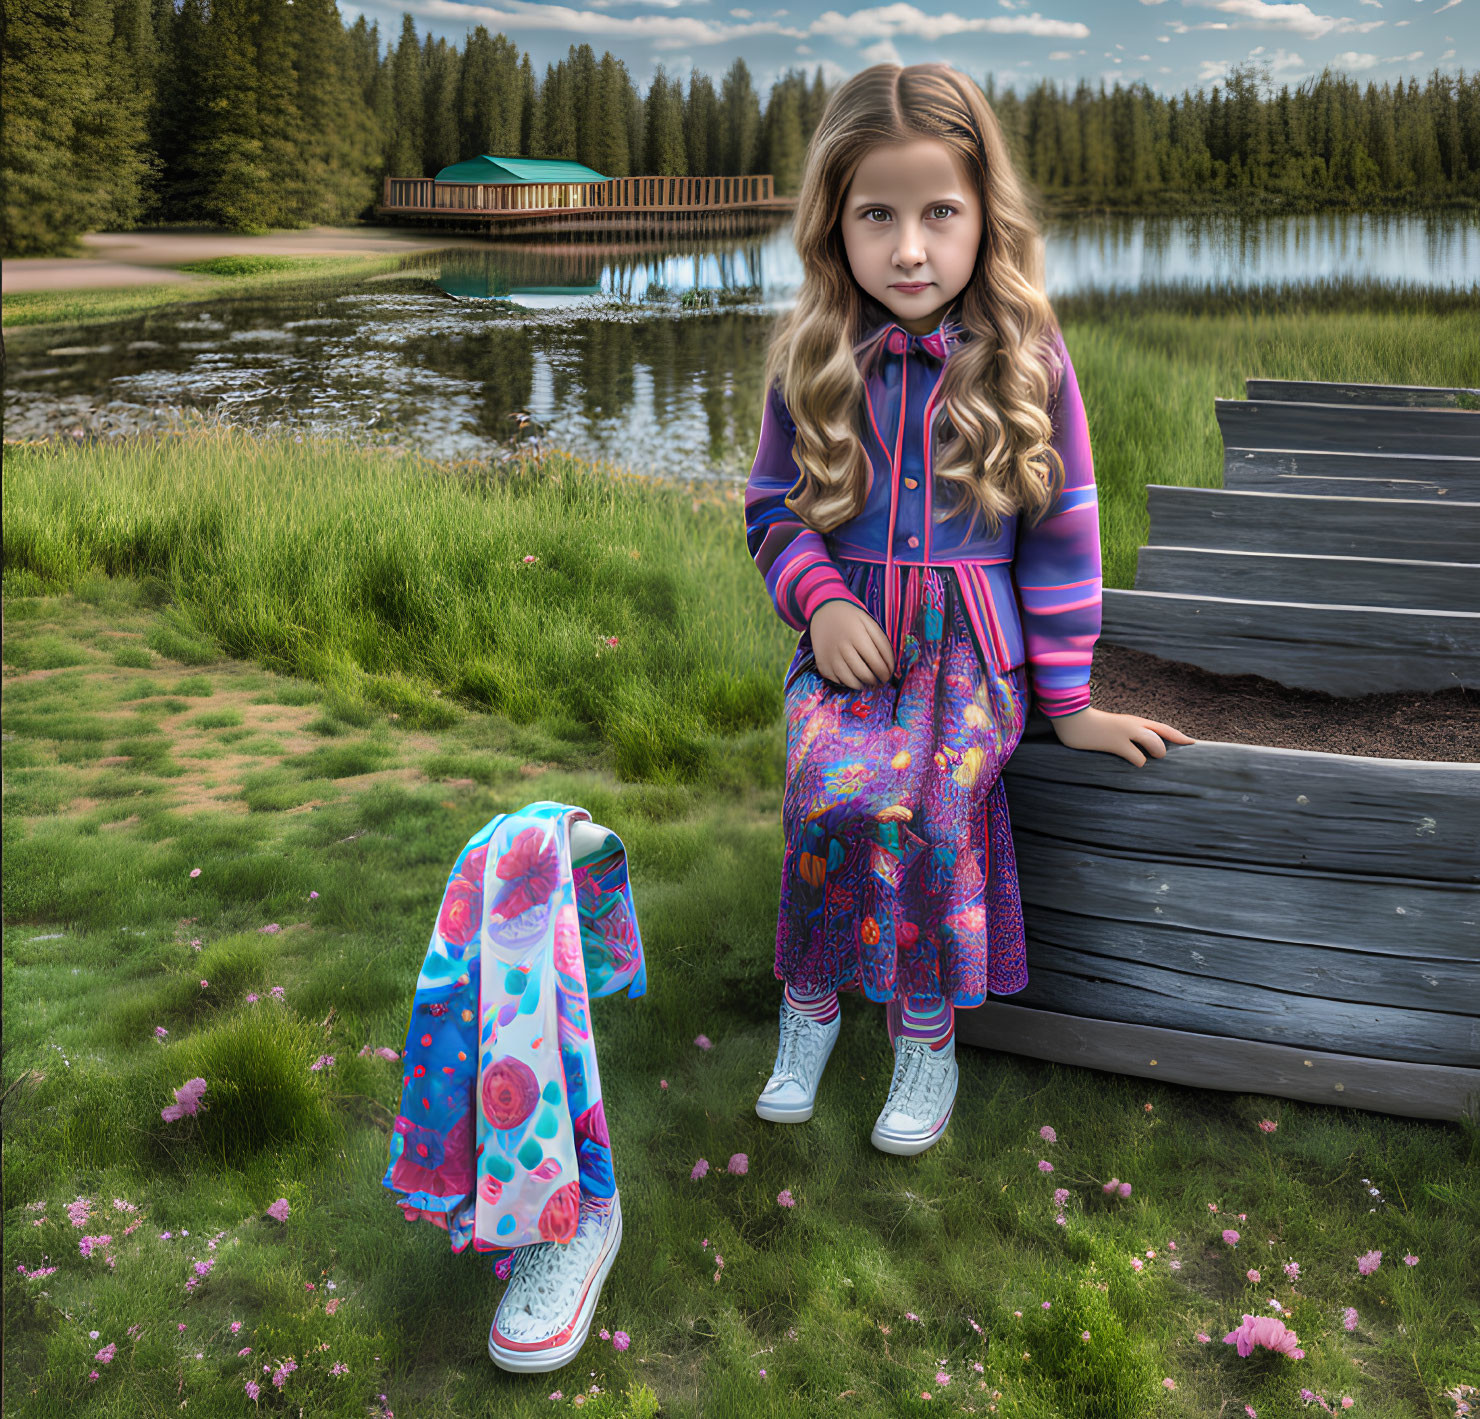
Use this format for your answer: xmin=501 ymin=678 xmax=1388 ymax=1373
xmin=892 ymin=282 xmax=931 ymax=292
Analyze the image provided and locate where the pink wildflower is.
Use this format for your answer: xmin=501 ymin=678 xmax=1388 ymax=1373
xmin=246 ymin=994 xmax=259 ymax=1003
xmin=659 ymin=1079 xmax=668 ymax=1090
xmin=326 ymin=1298 xmax=340 ymax=1315
xmin=1247 ymin=1270 xmax=1261 ymax=1283
xmin=376 ymin=1047 xmax=399 ymax=1061
xmin=95 ymin=1343 xmax=116 ymax=1364
xmin=727 ymin=1153 xmax=748 ymax=1175
xmin=935 ymin=1371 xmax=951 ymax=1386
xmin=1038 ymin=1160 xmax=1053 ymax=1173
xmin=694 ymin=1034 xmax=712 ymax=1050
xmin=155 ymin=1026 xmax=168 ymax=1039
xmin=1222 ymin=1229 xmax=1241 ymax=1246
xmin=1403 ymin=1254 xmax=1418 ymax=1266
xmin=1104 ymin=1178 xmax=1120 ymax=1194
xmin=1118 ymin=1182 xmax=1132 ymax=1198
xmin=199 ymin=979 xmax=209 ymax=989
xmin=259 ymin=923 xmax=282 ymax=935
xmin=690 ymin=1158 xmax=709 ymax=1180
xmin=309 ymin=891 xmax=319 ymax=900
xmin=1195 ymin=1332 xmax=1211 ymax=1343
xmin=1039 ymin=1125 xmax=1057 ymax=1142
xmin=612 ymin=1331 xmax=630 ymax=1351
xmin=309 ymin=1054 xmax=335 ymax=1072
xmin=1258 ymin=1119 xmax=1278 ymax=1132
xmin=1356 ymin=1249 xmax=1382 ymax=1276
xmin=161 ymin=1077 xmax=207 ymax=1122
xmin=777 ymin=1189 xmax=795 ymax=1207
xmin=1163 ymin=1378 xmax=1176 ymax=1390
xmin=1082 ymin=1331 xmax=1091 ymax=1341
xmin=189 ymin=868 xmax=201 ymax=878
xmin=266 ymin=1198 xmax=290 ymax=1222
xmin=1131 ymin=1257 xmax=1144 ymax=1271
xmin=1284 ymin=1261 xmax=1301 ymax=1281
xmin=1342 ymin=1307 xmax=1358 ymax=1331
xmin=1052 ymin=1187 xmax=1069 ymax=1207
xmin=1222 ymin=1314 xmax=1303 ymax=1358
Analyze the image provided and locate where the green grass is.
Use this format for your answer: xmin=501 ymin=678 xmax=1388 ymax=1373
xmin=0 ymin=252 xmax=419 ymax=332
xmin=4 ymin=301 xmax=1479 ymax=1418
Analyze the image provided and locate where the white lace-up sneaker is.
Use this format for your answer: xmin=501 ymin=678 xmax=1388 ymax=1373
xmin=754 ymin=999 xmax=842 ymax=1123
xmin=870 ymin=1026 xmax=959 ymax=1156
xmin=488 ymin=1190 xmax=623 ymax=1372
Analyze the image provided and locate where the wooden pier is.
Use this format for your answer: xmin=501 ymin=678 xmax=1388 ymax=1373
xmin=375 ymin=174 xmax=793 ymax=239
xmin=961 ymin=377 xmax=1480 ymax=1122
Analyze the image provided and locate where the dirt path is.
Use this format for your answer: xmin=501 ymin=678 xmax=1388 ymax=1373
xmin=1 ymin=225 xmax=486 ymax=294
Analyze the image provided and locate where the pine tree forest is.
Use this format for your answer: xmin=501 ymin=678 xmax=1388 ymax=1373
xmin=3 ymin=0 xmax=1477 ymax=258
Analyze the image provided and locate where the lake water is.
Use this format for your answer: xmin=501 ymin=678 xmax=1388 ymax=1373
xmin=5 ymin=211 xmax=1476 ymax=483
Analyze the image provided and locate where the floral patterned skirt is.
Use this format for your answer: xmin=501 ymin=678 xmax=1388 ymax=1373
xmin=775 ymin=560 xmax=1029 ymax=1006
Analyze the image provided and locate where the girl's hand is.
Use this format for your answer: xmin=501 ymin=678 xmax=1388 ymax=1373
xmin=809 ymin=599 xmax=896 ymax=689
xmin=1048 ymin=705 xmax=1196 ymax=765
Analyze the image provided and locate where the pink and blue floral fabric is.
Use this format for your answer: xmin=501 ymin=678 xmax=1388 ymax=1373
xmin=383 ymin=801 xmax=645 ymax=1262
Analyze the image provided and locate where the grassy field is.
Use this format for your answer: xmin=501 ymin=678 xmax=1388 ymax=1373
xmin=4 ymin=304 xmax=1479 ymax=1418
xmin=1 ymin=252 xmax=419 ymax=333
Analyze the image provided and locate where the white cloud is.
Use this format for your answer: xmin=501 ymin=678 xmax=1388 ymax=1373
xmin=1358 ymin=0 xmax=1382 ymax=6
xmin=728 ymin=6 xmax=751 ymax=14
xmin=1047 ymin=48 xmax=1073 ymax=57
xmin=1440 ymin=46 xmax=1456 ymax=56
xmin=1196 ymin=56 xmax=1232 ymax=77
xmin=1267 ymin=45 xmax=1306 ymax=70
xmin=861 ymin=37 xmax=902 ymax=62
xmin=1331 ymin=49 xmax=1381 ymax=66
xmin=1157 ymin=33 xmax=1170 ymax=40
xmin=405 ymin=0 xmax=802 ymax=43
xmin=1432 ymin=0 xmax=1461 ymax=12
xmin=1201 ymin=0 xmax=1387 ymax=39
xmin=1382 ymin=48 xmax=1423 ymax=57
xmin=810 ymin=5 xmax=1091 ymax=42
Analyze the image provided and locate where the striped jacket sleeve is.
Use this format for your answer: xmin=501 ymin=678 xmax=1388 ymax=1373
xmin=1010 ymin=333 xmax=1103 ymax=718
xmin=744 ymin=381 xmax=869 ymax=632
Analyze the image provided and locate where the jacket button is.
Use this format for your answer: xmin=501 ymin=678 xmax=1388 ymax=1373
xmin=907 ymin=536 xmax=920 ymax=548
xmin=887 ymin=330 xmax=907 ymax=354
xmin=904 ymin=478 xmax=918 ymax=489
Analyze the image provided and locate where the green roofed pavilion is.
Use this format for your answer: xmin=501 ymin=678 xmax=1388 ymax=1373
xmin=432 ymin=155 xmax=609 ymax=184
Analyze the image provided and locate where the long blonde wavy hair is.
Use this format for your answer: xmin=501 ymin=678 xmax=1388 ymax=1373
xmin=763 ymin=63 xmax=1067 ymax=539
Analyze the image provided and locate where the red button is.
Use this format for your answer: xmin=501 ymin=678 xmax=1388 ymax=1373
xmin=904 ymin=478 xmax=918 ymax=489
xmin=887 ymin=330 xmax=907 ymax=353
xmin=907 ymin=536 xmax=920 ymax=548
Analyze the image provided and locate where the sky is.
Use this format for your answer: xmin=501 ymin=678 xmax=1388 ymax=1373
xmin=334 ymin=0 xmax=1476 ymax=99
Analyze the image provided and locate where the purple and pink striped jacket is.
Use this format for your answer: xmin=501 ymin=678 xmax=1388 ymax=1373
xmin=744 ymin=311 xmax=1102 ymax=717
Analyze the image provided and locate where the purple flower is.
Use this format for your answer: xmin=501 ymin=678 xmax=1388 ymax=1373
xmin=1284 ymin=1261 xmax=1301 ymax=1281
xmin=265 ymin=1198 xmax=290 ymax=1222
xmin=1222 ymin=1229 xmax=1241 ymax=1246
xmin=309 ymin=891 xmax=319 ymax=900
xmin=612 ymin=1331 xmax=630 ymax=1351
xmin=694 ymin=1034 xmax=712 ymax=1050
xmin=1356 ymin=1249 xmax=1382 ymax=1276
xmin=189 ymin=868 xmax=201 ymax=879
xmin=1039 ymin=1125 xmax=1057 ymax=1142
xmin=309 ymin=1054 xmax=335 ymax=1072
xmin=690 ymin=1159 xmax=709 ymax=1180
xmin=161 ymin=1077 xmax=207 ymax=1122
xmin=1037 ymin=1160 xmax=1053 ymax=1173
xmin=727 ymin=1153 xmax=748 ymax=1175
xmin=1052 ymin=1187 xmax=1069 ymax=1207
xmin=1342 ymin=1307 xmax=1359 ymax=1331
xmin=1403 ymin=1254 xmax=1419 ymax=1266
xmin=95 ymin=1343 xmax=116 ymax=1364
xmin=777 ymin=1189 xmax=795 ymax=1208
xmin=1117 ymin=1182 xmax=1132 ymax=1198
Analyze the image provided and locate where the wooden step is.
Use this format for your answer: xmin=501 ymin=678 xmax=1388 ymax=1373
xmin=1223 ymin=447 xmax=1480 ymax=500
xmin=1133 ymin=546 xmax=1480 ymax=611
xmin=1001 ymin=735 xmax=1480 ymax=884
xmin=1245 ymin=378 xmax=1480 ymax=409
xmin=1216 ymin=398 xmax=1480 ymax=458
xmin=1099 ymin=586 xmax=1480 ymax=694
xmin=1145 ymin=484 xmax=1480 ymax=561
xmin=954 ymin=1001 xmax=1480 ymax=1120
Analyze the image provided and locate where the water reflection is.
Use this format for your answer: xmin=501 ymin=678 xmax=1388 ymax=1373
xmin=4 ymin=211 xmax=1475 ymax=482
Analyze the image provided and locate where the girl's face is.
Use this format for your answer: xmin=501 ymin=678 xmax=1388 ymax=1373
xmin=840 ymin=138 xmax=983 ymax=336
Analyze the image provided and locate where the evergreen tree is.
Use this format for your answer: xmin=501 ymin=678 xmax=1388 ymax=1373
xmin=387 ymin=14 xmax=425 ymax=177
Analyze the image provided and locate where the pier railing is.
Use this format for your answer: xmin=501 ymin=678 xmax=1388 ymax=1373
xmin=380 ymin=173 xmax=784 ymax=218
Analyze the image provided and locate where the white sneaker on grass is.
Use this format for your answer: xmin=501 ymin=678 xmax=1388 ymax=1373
xmin=754 ymin=999 xmax=841 ymax=1123
xmin=488 ymin=1190 xmax=622 ymax=1373
xmin=870 ymin=1027 xmax=958 ymax=1156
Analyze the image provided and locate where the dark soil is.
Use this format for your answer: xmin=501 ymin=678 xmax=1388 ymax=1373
xmin=1080 ymin=642 xmax=1479 ymax=762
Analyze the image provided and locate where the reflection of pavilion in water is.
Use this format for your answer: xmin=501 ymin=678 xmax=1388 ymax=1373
xmin=428 ymin=236 xmax=784 ymax=306
xmin=379 ymin=153 xmax=792 ymax=241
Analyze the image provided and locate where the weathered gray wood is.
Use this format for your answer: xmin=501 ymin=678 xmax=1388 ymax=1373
xmin=1017 ymin=903 xmax=1479 ymax=1015
xmin=1000 ymin=739 xmax=1480 ymax=884
xmin=1216 ymin=399 xmax=1480 ymax=458
xmin=1005 ymin=959 xmax=1476 ymax=1067
xmin=1099 ymin=588 xmax=1480 ymax=694
xmin=1146 ymin=484 xmax=1480 ymax=561
xmin=1133 ymin=545 xmax=1480 ymax=611
xmin=1223 ymin=448 xmax=1480 ymax=500
xmin=955 ymin=1001 xmax=1480 ymax=1121
xmin=1009 ymin=827 xmax=1480 ymax=960
xmin=1245 ymin=379 xmax=1480 ymax=409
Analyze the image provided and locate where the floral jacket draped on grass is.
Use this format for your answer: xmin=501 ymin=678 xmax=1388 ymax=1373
xmin=383 ymin=801 xmax=646 ymax=1259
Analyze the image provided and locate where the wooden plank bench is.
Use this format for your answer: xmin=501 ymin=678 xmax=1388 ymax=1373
xmin=1245 ymin=378 xmax=1480 ymax=408
xmin=1222 ymin=448 xmax=1480 ymax=500
xmin=1216 ymin=398 xmax=1480 ymax=458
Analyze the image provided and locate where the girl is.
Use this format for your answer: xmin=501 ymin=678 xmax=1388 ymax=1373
xmin=744 ymin=63 xmax=1194 ymax=1156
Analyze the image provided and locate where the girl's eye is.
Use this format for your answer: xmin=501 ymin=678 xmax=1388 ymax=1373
xmin=864 ymin=206 xmax=956 ymax=222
